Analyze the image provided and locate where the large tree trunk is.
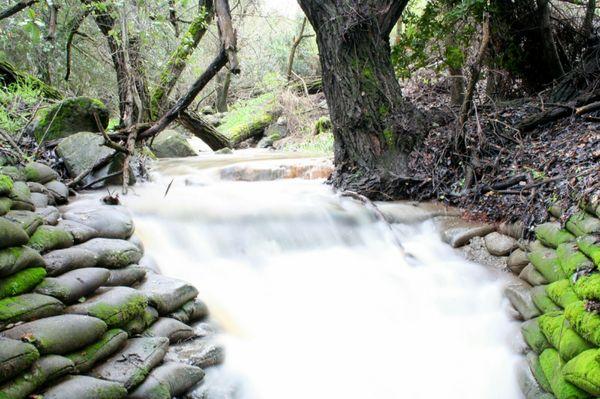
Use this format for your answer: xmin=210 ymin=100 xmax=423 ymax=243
xmin=297 ymin=0 xmax=426 ymax=198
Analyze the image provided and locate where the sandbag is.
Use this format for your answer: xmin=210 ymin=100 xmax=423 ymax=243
xmin=124 ymin=306 xmax=158 ymax=336
xmin=0 ymin=267 xmax=46 ymax=299
xmin=527 ymin=351 xmax=552 ymax=393
xmin=505 ymin=281 xmax=541 ymax=320
xmin=90 ymin=337 xmax=169 ymax=390
xmin=128 ymin=362 xmax=204 ymax=399
xmin=63 ymin=206 xmax=134 ymax=240
xmin=44 ymin=180 xmax=69 ymax=204
xmin=78 ymin=238 xmax=142 ymax=269
xmin=539 ymin=312 xmax=593 ymax=362
xmin=532 ymin=286 xmax=561 ymax=313
xmin=34 ymin=206 xmax=59 ymax=225
xmin=0 ymin=293 xmax=64 ymax=330
xmin=557 ymin=243 xmax=595 ymax=275
xmin=0 ymin=246 xmax=44 ymax=278
xmin=42 ymin=375 xmax=127 ymax=399
xmin=169 ymin=299 xmax=209 ymax=324
xmin=3 ymin=211 xmax=43 ymax=237
xmin=539 ymin=348 xmax=589 ymax=399
xmin=563 ymin=349 xmax=600 ymax=396
xmin=105 ymin=265 xmax=146 ymax=287
xmin=0 ymin=218 xmax=29 ymax=250
xmin=536 ymin=223 xmax=576 ymax=248
xmin=27 ymin=225 xmax=74 ymax=254
xmin=0 ymin=355 xmax=74 ymax=399
xmin=35 ymin=267 xmax=109 ymax=304
xmin=67 ymin=328 xmax=128 ymax=373
xmin=1 ymin=314 xmax=107 ymax=355
xmin=43 ymin=247 xmax=98 ymax=276
xmin=165 ymin=337 xmax=225 ymax=369
xmin=522 ymin=318 xmax=552 ymax=353
xmin=577 ymin=236 xmax=600 ymax=267
xmin=23 ymin=162 xmax=58 ymax=184
xmin=508 ymin=248 xmax=530 ymax=274
xmin=0 ymin=175 xmax=13 ymax=196
xmin=0 ymin=198 xmax=11 ymax=216
xmin=566 ymin=212 xmax=600 ymax=237
xmin=30 ymin=192 xmax=48 ymax=208
xmin=573 ymin=273 xmax=600 ymax=301
xmin=565 ymin=301 xmax=600 ymax=346
xmin=0 ymin=338 xmax=39 ymax=384
xmin=56 ymin=219 xmax=98 ymax=244
xmin=547 ymin=279 xmax=580 ymax=308
xmin=66 ymin=286 xmax=147 ymax=327
xmin=136 ymin=273 xmax=199 ymax=315
xmin=143 ymin=317 xmax=195 ymax=343
xmin=8 ymin=182 xmax=34 ymax=211
xmin=0 ymin=167 xmax=25 ymax=182
xmin=529 ymin=246 xmax=567 ymax=283
xmin=517 ymin=359 xmax=556 ymax=399
xmin=520 ymin=263 xmax=549 ymax=286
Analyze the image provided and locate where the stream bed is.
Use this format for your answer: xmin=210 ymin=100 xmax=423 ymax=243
xmin=123 ymin=150 xmax=522 ymax=399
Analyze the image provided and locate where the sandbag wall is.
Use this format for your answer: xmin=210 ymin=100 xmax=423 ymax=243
xmin=0 ymin=163 xmax=221 ymax=399
xmin=503 ymin=204 xmax=600 ymax=399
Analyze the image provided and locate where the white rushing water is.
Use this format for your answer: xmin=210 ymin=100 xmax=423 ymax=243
xmin=123 ymin=151 xmax=522 ymax=399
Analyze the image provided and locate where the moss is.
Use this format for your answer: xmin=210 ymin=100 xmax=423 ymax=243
xmin=67 ymin=329 xmax=127 ymax=373
xmin=529 ymin=246 xmax=567 ymax=283
xmin=0 ymin=166 xmax=25 ymax=182
xmin=314 ymin=116 xmax=332 ymax=135
xmin=566 ymin=212 xmax=600 ymax=237
xmin=577 ymin=236 xmax=600 ymax=267
xmin=85 ymin=295 xmax=148 ymax=328
xmin=0 ymin=174 xmax=13 ymax=196
xmin=0 ymin=198 xmax=11 ymax=216
xmin=557 ymin=243 xmax=595 ymax=275
xmin=539 ymin=311 xmax=593 ymax=361
xmin=0 ymin=246 xmax=44 ymax=277
xmin=573 ymin=273 xmax=600 ymax=301
xmin=532 ymin=286 xmax=562 ymax=313
xmin=565 ymin=301 xmax=600 ymax=346
xmin=0 ymin=267 xmax=46 ymax=299
xmin=27 ymin=225 xmax=74 ymax=253
xmin=383 ymin=128 xmax=395 ymax=148
xmin=528 ymin=352 xmax=553 ymax=393
xmin=522 ymin=317 xmax=552 ymax=353
xmin=547 ymin=280 xmax=580 ymax=308
xmin=218 ymin=92 xmax=278 ymax=145
xmin=540 ymin=348 xmax=590 ymax=399
xmin=563 ymin=349 xmax=600 ymax=396
xmin=0 ymin=293 xmax=63 ymax=327
xmin=536 ymin=223 xmax=576 ymax=248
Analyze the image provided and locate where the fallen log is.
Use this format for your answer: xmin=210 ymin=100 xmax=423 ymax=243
xmin=178 ymin=111 xmax=231 ymax=150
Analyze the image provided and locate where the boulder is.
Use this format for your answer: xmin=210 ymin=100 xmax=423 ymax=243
xmin=4 ymin=210 xmax=43 ymax=236
xmin=43 ymin=247 xmax=99 ymax=276
xmin=169 ymin=299 xmax=209 ymax=324
xmin=0 ymin=338 xmax=39 ymax=383
xmin=507 ymin=248 xmax=530 ymax=274
xmin=63 ymin=206 xmax=134 ymax=240
xmin=90 ymin=337 xmax=169 ymax=390
xmin=78 ymin=238 xmax=143 ymax=269
xmin=55 ymin=131 xmax=114 ymax=178
xmin=66 ymin=286 xmax=148 ymax=327
xmin=44 ymin=180 xmax=69 ymax=204
xmin=67 ymin=329 xmax=128 ymax=373
xmin=484 ymin=232 xmax=518 ymax=256
xmin=135 ymin=273 xmax=199 ymax=315
xmin=24 ymin=162 xmax=58 ymax=184
xmin=8 ymin=181 xmax=34 ymax=211
xmin=105 ymin=265 xmax=146 ymax=287
xmin=27 ymin=225 xmax=74 ymax=253
xmin=42 ymin=375 xmax=128 ymax=399
xmin=0 ymin=246 xmax=45 ymax=277
xmin=0 ymin=355 xmax=74 ymax=399
xmin=1 ymin=314 xmax=107 ymax=355
xmin=35 ymin=268 xmax=110 ymax=304
xmin=0 ymin=267 xmax=46 ymax=299
xmin=143 ymin=317 xmax=195 ymax=343
xmin=128 ymin=362 xmax=204 ymax=399
xmin=27 ymin=97 xmax=109 ymax=142
xmin=0 ymin=293 xmax=64 ymax=330
xmin=151 ymin=130 xmax=197 ymax=158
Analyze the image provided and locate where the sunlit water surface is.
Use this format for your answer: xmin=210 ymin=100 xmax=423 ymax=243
xmin=121 ymin=150 xmax=521 ymax=399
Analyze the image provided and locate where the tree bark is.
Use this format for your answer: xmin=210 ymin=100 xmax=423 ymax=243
xmin=215 ymin=70 xmax=231 ymax=112
xmin=286 ymin=17 xmax=308 ymax=81
xmin=178 ymin=111 xmax=231 ymax=149
xmin=296 ymin=0 xmax=426 ymax=198
xmin=582 ymin=0 xmax=596 ymax=39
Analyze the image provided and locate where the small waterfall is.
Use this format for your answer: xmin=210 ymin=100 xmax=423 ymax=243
xmin=123 ymin=151 xmax=522 ymax=399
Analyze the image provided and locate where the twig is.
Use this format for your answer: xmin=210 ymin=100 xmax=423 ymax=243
xmin=80 ymin=171 xmax=123 ymax=190
xmin=0 ymin=128 xmax=26 ymax=162
xmin=93 ymin=113 xmax=130 ymax=154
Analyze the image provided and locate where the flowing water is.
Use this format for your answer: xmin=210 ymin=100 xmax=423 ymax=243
xmin=123 ymin=150 xmax=522 ymax=399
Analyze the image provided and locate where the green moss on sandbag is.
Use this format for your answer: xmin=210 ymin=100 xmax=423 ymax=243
xmin=539 ymin=312 xmax=593 ymax=361
xmin=0 ymin=246 xmax=44 ymax=278
xmin=67 ymin=329 xmax=128 ymax=373
xmin=528 ymin=351 xmax=553 ymax=393
xmin=557 ymin=243 xmax=595 ymax=275
xmin=565 ymin=301 xmax=600 ymax=346
xmin=0 ymin=338 xmax=39 ymax=384
xmin=573 ymin=274 xmax=600 ymax=301
xmin=0 ymin=175 xmax=13 ymax=196
xmin=8 ymin=181 xmax=33 ymax=211
xmin=566 ymin=212 xmax=600 ymax=237
xmin=23 ymin=162 xmax=58 ymax=184
xmin=547 ymin=280 xmax=580 ymax=308
xmin=539 ymin=348 xmax=590 ymax=399
xmin=529 ymin=246 xmax=567 ymax=283
xmin=0 ymin=198 xmax=11 ymax=216
xmin=563 ymin=349 xmax=600 ymax=396
xmin=577 ymin=236 xmax=600 ymax=267
xmin=522 ymin=318 xmax=552 ymax=353
xmin=532 ymin=286 xmax=562 ymax=313
xmin=0 ymin=267 xmax=46 ymax=299
xmin=0 ymin=218 xmax=29 ymax=250
xmin=536 ymin=223 xmax=576 ymax=248
xmin=27 ymin=225 xmax=74 ymax=253
xmin=0 ymin=166 xmax=25 ymax=182
xmin=0 ymin=355 xmax=74 ymax=399
xmin=0 ymin=293 xmax=64 ymax=328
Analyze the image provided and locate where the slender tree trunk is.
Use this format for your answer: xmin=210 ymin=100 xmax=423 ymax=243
xmin=583 ymin=0 xmax=596 ymax=40
xmin=286 ymin=17 xmax=307 ymax=81
xmin=297 ymin=0 xmax=426 ymax=197
xmin=215 ymin=70 xmax=231 ymax=112
xmin=537 ymin=0 xmax=564 ymax=79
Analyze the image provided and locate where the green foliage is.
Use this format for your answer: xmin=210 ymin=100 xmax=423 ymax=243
xmin=0 ymin=80 xmax=45 ymax=134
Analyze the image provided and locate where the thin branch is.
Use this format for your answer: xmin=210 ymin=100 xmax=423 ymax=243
xmin=0 ymin=0 xmax=37 ymax=21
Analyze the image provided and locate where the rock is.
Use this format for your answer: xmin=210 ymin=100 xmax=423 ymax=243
xmin=169 ymin=299 xmax=209 ymax=324
xmin=143 ymin=317 xmax=195 ymax=343
xmin=508 ymin=249 xmax=530 ymax=274
xmin=30 ymin=192 xmax=49 ymax=208
xmin=151 ymin=130 xmax=197 ymax=158
xmin=24 ymin=162 xmax=58 ymax=184
xmin=521 ymin=318 xmax=551 ymax=354
xmin=219 ymin=158 xmax=334 ymax=182
xmin=0 ymin=218 xmax=29 ymax=250
xmin=44 ymin=180 xmax=69 ymax=204
xmin=1 ymin=314 xmax=107 ymax=355
xmin=27 ymin=225 xmax=74 ymax=253
xmin=0 ymin=246 xmax=45 ymax=277
xmin=0 ymin=174 xmax=13 ymax=196
xmin=135 ymin=273 xmax=199 ymax=315
xmin=484 ymin=232 xmax=518 ymax=256
xmin=497 ymin=221 xmax=526 ymax=239
xmin=35 ymin=268 xmax=110 ymax=304
xmin=0 ymin=337 xmax=39 ymax=383
xmin=517 ymin=357 xmax=554 ymax=399
xmin=56 ymin=219 xmax=98 ymax=243
xmin=438 ymin=217 xmax=495 ymax=248
xmin=0 ymin=293 xmax=64 ymax=330
xmin=0 ymin=355 xmax=74 ymax=399
xmin=67 ymin=286 xmax=148 ymax=328
xmin=90 ymin=337 xmax=169 ymax=390
xmin=519 ymin=263 xmax=549 ymax=286
xmin=215 ymin=147 xmax=233 ymax=155
xmin=43 ymin=247 xmax=99 ymax=276
xmin=201 ymin=106 xmax=216 ymax=115
xmin=63 ymin=206 xmax=134 ymax=240
xmin=9 ymin=181 xmax=34 ymax=211
xmin=55 ymin=131 xmax=114 ymax=178
xmin=129 ymin=362 xmax=204 ymax=399
xmin=265 ymin=122 xmax=287 ymax=139
xmin=0 ymin=267 xmax=46 ymax=299
xmin=105 ymin=265 xmax=146 ymax=287
xmin=78 ymin=238 xmax=143 ymax=268
xmin=34 ymin=206 xmax=60 ymax=225
xmin=67 ymin=329 xmax=128 ymax=373
xmin=165 ymin=337 xmax=225 ymax=368
xmin=4 ymin=210 xmax=44 ymax=236
xmin=257 ymin=135 xmax=275 ymax=148
xmin=27 ymin=97 xmax=109 ymax=142
xmin=26 ymin=181 xmax=49 ymax=194
xmin=504 ymin=278 xmax=541 ymax=320
xmin=42 ymin=375 xmax=128 ymax=399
